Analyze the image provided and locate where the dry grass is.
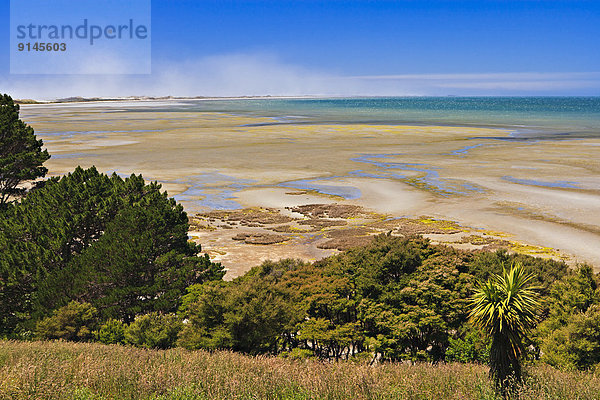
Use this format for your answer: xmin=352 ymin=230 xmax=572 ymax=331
xmin=316 ymin=227 xmax=378 ymax=251
xmin=198 ymin=208 xmax=294 ymax=226
xmin=1 ymin=341 xmax=599 ymax=400
xmin=288 ymin=204 xmax=365 ymax=219
xmin=231 ymin=233 xmax=288 ymax=245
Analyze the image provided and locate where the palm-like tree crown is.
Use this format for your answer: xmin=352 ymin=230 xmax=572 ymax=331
xmin=470 ymin=263 xmax=540 ymax=391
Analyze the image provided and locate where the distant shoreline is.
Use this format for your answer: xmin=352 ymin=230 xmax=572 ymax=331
xmin=14 ymin=95 xmax=321 ymax=105
xmin=16 ymin=94 xmax=600 ymax=105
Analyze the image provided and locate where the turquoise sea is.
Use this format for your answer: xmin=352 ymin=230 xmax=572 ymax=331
xmin=145 ymin=97 xmax=600 ymax=138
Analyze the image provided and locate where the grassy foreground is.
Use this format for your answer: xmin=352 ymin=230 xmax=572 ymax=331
xmin=1 ymin=341 xmax=599 ymax=400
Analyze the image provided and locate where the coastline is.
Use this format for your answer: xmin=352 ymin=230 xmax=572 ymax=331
xmin=15 ymin=95 xmax=320 ymax=105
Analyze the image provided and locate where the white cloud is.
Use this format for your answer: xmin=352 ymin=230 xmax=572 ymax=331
xmin=151 ymin=53 xmax=340 ymax=96
xmin=2 ymin=52 xmax=357 ymax=99
xmin=1 ymin=52 xmax=599 ymax=99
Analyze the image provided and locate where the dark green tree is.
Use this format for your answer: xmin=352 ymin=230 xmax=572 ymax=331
xmin=0 ymin=94 xmax=50 ymax=208
xmin=317 ymin=235 xmax=473 ymax=362
xmin=0 ymin=166 xmax=224 ymax=335
xmin=69 ymin=194 xmax=222 ymax=322
xmin=542 ymin=264 xmax=599 ymax=326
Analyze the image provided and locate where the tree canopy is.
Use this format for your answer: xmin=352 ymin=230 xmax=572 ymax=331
xmin=0 ymin=94 xmax=50 ymax=207
xmin=0 ymin=166 xmax=224 ymax=335
xmin=536 ymin=265 xmax=600 ymax=370
xmin=177 ymin=235 xmax=567 ymax=363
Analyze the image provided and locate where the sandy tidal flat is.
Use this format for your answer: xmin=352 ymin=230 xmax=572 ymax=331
xmin=20 ymin=101 xmax=600 ymax=277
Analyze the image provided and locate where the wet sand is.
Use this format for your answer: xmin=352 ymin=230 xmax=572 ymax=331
xmin=20 ymin=101 xmax=600 ymax=277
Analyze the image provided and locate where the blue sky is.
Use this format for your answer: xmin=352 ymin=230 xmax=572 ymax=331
xmin=1 ymin=0 xmax=599 ymax=98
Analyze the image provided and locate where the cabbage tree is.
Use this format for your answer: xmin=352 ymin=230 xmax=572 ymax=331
xmin=470 ymin=263 xmax=540 ymax=393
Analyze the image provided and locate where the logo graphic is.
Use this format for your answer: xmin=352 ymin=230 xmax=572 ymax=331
xmin=10 ymin=0 xmax=151 ymax=74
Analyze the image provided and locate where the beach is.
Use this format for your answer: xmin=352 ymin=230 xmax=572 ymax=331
xmin=20 ymin=98 xmax=600 ymax=277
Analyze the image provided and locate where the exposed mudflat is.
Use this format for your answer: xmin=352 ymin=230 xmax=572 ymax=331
xmin=20 ymin=101 xmax=600 ymax=278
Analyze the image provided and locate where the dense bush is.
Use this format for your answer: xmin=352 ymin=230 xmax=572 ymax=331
xmin=540 ymin=305 xmax=600 ymax=371
xmin=178 ymin=260 xmax=303 ymax=353
xmin=35 ymin=302 xmax=98 ymax=342
xmin=14 ymin=224 xmax=591 ymax=372
xmin=536 ymin=265 xmax=600 ymax=370
xmin=177 ymin=235 xmax=566 ymax=362
xmin=94 ymin=319 xmax=127 ymax=345
xmin=445 ymin=329 xmax=490 ymax=363
xmin=468 ymin=249 xmax=568 ymax=295
xmin=125 ymin=313 xmax=182 ymax=349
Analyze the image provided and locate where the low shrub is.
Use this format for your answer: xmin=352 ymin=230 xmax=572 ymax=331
xmin=125 ymin=313 xmax=182 ymax=349
xmin=35 ymin=301 xmax=98 ymax=341
xmin=95 ymin=319 xmax=127 ymax=345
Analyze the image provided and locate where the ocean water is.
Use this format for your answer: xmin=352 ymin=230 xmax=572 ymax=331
xmin=137 ymin=97 xmax=600 ymax=138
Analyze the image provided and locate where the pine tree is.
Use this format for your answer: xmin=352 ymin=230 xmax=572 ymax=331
xmin=0 ymin=94 xmax=50 ymax=208
xmin=0 ymin=166 xmax=224 ymax=335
